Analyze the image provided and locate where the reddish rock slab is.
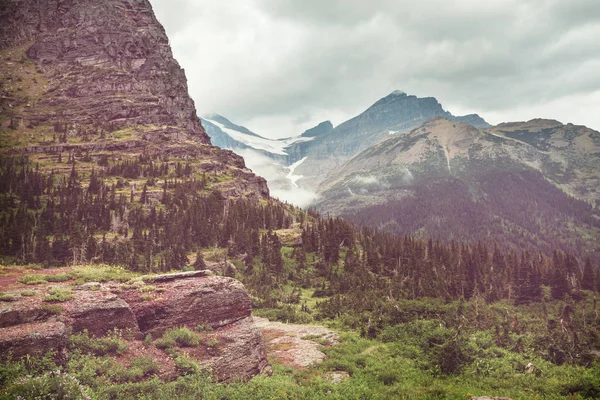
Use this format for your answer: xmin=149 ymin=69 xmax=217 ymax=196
xmin=203 ymin=316 xmax=270 ymax=382
xmin=62 ymin=291 xmax=140 ymax=337
xmin=0 ymin=322 xmax=67 ymax=361
xmin=123 ymin=276 xmax=252 ymax=337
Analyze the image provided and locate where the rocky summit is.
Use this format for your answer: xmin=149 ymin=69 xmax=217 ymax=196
xmin=285 ymin=90 xmax=490 ymax=191
xmin=0 ymin=0 xmax=269 ymax=199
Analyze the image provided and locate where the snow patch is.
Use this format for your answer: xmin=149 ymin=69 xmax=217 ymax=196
xmin=388 ymin=130 xmax=398 ymax=135
xmin=287 ymin=157 xmax=307 ymax=188
xmin=204 ymin=118 xmax=314 ymax=156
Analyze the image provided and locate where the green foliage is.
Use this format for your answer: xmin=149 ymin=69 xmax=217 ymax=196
xmin=174 ymin=354 xmax=204 ymax=376
xmin=20 ymin=289 xmax=37 ymax=296
xmin=40 ymin=304 xmax=63 ymax=314
xmin=19 ymin=272 xmax=71 ymax=285
xmin=129 ymin=356 xmax=160 ymax=377
xmin=2 ymin=371 xmax=91 ymax=400
xmin=44 ymin=286 xmax=74 ymax=302
xmin=0 ymin=292 xmax=17 ymax=302
xmin=69 ymin=329 xmax=128 ymax=356
xmin=156 ymin=327 xmax=202 ymax=348
xmin=195 ymin=323 xmax=213 ymax=333
xmin=18 ymin=275 xmax=48 ymax=285
xmin=143 ymin=334 xmax=153 ymax=346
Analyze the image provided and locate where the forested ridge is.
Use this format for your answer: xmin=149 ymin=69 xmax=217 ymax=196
xmin=1 ymin=154 xmax=597 ymax=300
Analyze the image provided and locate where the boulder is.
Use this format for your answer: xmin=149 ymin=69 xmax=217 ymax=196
xmin=123 ymin=275 xmax=252 ymax=337
xmin=62 ymin=291 xmax=140 ymax=337
xmin=204 ymin=316 xmax=270 ymax=381
xmin=0 ymin=322 xmax=67 ymax=361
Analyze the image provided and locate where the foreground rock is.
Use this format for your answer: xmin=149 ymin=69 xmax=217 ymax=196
xmin=0 ymin=322 xmax=67 ymax=360
xmin=0 ymin=273 xmax=269 ymax=381
xmin=254 ymin=316 xmax=338 ymax=368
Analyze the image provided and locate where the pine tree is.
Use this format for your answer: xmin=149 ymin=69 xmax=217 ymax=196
xmin=581 ymin=256 xmax=596 ymax=291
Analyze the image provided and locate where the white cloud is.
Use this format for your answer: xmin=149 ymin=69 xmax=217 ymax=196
xmin=150 ymin=0 xmax=600 ymax=138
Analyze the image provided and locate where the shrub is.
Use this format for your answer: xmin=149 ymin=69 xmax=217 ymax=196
xmin=45 ymin=273 xmax=72 ymax=282
xmin=20 ymin=289 xmax=38 ymax=296
xmin=174 ymin=354 xmax=204 ymax=376
xmin=44 ymin=286 xmax=74 ymax=302
xmin=0 ymin=292 xmax=17 ymax=302
xmin=195 ymin=323 xmax=213 ymax=333
xmin=143 ymin=334 xmax=153 ymax=346
xmin=130 ymin=356 xmax=160 ymax=377
xmin=3 ymin=371 xmax=91 ymax=400
xmin=156 ymin=327 xmax=202 ymax=348
xmin=69 ymin=329 xmax=128 ymax=356
xmin=18 ymin=275 xmax=48 ymax=285
xmin=40 ymin=304 xmax=63 ymax=314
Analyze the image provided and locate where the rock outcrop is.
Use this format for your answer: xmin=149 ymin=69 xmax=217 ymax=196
xmin=0 ymin=0 xmax=207 ymax=141
xmin=0 ymin=0 xmax=269 ymax=201
xmin=0 ymin=272 xmax=269 ymax=381
xmin=0 ymin=322 xmax=68 ymax=360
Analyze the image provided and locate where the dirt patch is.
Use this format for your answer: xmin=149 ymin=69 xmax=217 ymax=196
xmin=253 ymin=316 xmax=338 ymax=369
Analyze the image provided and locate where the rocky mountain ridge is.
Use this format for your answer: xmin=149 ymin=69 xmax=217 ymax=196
xmin=315 ymin=117 xmax=600 ymax=260
xmin=204 ymin=91 xmax=491 ymax=197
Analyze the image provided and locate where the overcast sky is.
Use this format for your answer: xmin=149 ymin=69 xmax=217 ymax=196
xmin=151 ymin=0 xmax=600 ymax=139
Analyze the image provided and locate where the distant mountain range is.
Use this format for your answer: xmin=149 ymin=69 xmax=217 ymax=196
xmin=202 ymin=91 xmax=492 ymax=194
xmin=204 ymin=90 xmax=600 ymax=260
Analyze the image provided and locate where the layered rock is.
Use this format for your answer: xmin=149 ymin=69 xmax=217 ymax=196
xmin=122 ymin=275 xmax=252 ymax=337
xmin=0 ymin=0 xmax=207 ymax=140
xmin=0 ymin=0 xmax=269 ymax=201
xmin=0 ymin=322 xmax=68 ymax=360
xmin=0 ymin=273 xmax=269 ymax=381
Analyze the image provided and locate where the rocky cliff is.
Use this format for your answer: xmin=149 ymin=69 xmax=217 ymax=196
xmin=0 ymin=0 xmax=269 ymax=199
xmin=0 ymin=270 xmax=269 ymax=381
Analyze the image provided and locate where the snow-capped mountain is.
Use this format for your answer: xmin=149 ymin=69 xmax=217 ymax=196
xmin=201 ymin=114 xmax=319 ymax=206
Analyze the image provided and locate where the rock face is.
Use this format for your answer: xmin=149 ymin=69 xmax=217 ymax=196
xmin=62 ymin=291 xmax=140 ymax=338
xmin=123 ymin=276 xmax=253 ymax=337
xmin=0 ymin=273 xmax=269 ymax=381
xmin=0 ymin=0 xmax=269 ymax=201
xmin=0 ymin=0 xmax=207 ymax=141
xmin=0 ymin=322 xmax=68 ymax=360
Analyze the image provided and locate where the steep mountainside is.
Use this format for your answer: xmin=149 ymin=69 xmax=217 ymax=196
xmin=286 ymin=90 xmax=490 ymax=191
xmin=317 ymin=118 xmax=600 ymax=261
xmin=0 ymin=0 xmax=268 ymax=199
xmin=489 ymin=119 xmax=600 ymax=206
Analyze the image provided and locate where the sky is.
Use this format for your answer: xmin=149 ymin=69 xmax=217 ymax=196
xmin=151 ymin=0 xmax=600 ymax=139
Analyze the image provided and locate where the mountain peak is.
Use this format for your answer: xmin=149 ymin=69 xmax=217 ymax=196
xmin=390 ymin=90 xmax=407 ymax=96
xmin=301 ymin=121 xmax=334 ymax=137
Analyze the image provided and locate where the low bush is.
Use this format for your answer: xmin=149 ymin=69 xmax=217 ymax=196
xmin=2 ymin=371 xmax=91 ymax=400
xmin=44 ymin=286 xmax=74 ymax=302
xmin=156 ymin=327 xmax=202 ymax=348
xmin=69 ymin=330 xmax=128 ymax=356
